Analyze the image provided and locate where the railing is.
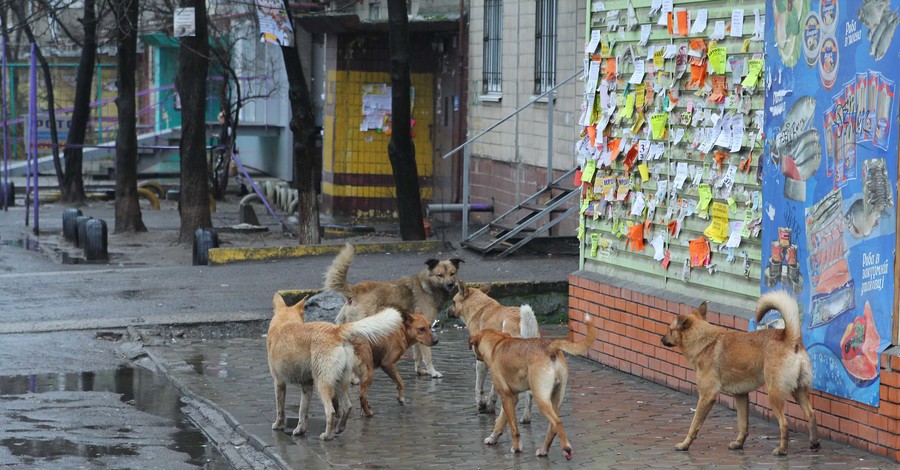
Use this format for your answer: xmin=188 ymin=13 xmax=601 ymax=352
xmin=441 ymin=68 xmax=581 ymax=239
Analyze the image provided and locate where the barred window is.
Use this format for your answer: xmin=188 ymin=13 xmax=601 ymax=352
xmin=534 ymin=0 xmax=557 ymax=95
xmin=483 ymin=0 xmax=502 ymax=94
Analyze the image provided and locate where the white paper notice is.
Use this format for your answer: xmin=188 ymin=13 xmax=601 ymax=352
xmin=662 ymin=0 xmax=673 ymax=13
xmin=673 ymin=128 xmax=685 ymax=145
xmin=640 ymin=24 xmax=652 ymax=46
xmin=629 ymin=60 xmax=645 ymax=85
xmin=586 ymin=30 xmax=602 ymax=54
xmin=656 ymin=178 xmax=669 ymax=203
xmin=753 ymin=9 xmax=764 ymax=40
xmin=730 ymin=9 xmax=744 ymax=37
xmin=730 ymin=114 xmax=744 ymax=152
xmin=673 ymin=162 xmax=689 ymax=190
xmin=664 ymin=44 xmax=678 ymax=58
xmin=651 ymin=234 xmax=666 ymax=260
xmin=726 ymin=221 xmax=743 ymax=248
xmin=630 ymin=191 xmax=646 ymax=216
xmin=650 ymin=0 xmax=662 ymax=14
xmin=712 ymin=20 xmax=726 ymax=40
xmin=607 ymin=10 xmax=620 ymax=31
xmin=690 ymin=9 xmax=708 ymax=34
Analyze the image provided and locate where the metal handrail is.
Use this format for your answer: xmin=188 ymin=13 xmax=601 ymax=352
xmin=441 ymin=68 xmax=581 ymax=160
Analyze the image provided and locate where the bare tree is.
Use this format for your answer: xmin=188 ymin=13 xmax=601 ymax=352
xmin=175 ymin=0 xmax=211 ymax=243
xmin=386 ymin=0 xmax=425 ymax=240
xmin=280 ymin=0 xmax=319 ymax=244
xmin=111 ymin=0 xmax=146 ymax=232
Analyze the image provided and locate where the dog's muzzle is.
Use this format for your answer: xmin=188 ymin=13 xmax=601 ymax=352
xmin=661 ymin=335 xmax=675 ymax=347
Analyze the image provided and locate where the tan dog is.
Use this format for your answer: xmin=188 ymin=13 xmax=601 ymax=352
xmin=449 ymin=281 xmax=540 ymax=421
xmin=267 ymin=294 xmax=403 ymax=440
xmin=467 ymin=319 xmax=595 ymax=460
xmin=660 ymin=290 xmax=820 ymax=456
xmin=351 ymin=309 xmax=438 ymax=416
xmin=325 ymin=243 xmax=463 ymax=378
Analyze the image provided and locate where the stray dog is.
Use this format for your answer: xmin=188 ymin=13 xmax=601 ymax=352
xmin=325 ymin=243 xmax=463 ymax=378
xmin=660 ymin=290 xmax=820 ymax=456
xmin=467 ymin=318 xmax=595 ymax=460
xmin=267 ymin=293 xmax=403 ymax=440
xmin=449 ymin=281 xmax=540 ymax=422
xmin=351 ymin=309 xmax=438 ymax=416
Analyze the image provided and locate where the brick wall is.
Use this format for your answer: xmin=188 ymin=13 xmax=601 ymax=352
xmin=567 ymin=271 xmax=900 ymax=462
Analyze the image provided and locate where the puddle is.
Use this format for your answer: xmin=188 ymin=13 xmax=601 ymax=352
xmin=0 ymin=367 xmax=229 ymax=468
xmin=0 ymin=238 xmax=40 ymax=252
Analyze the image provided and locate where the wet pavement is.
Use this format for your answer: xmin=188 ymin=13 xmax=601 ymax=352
xmin=144 ymin=324 xmax=895 ymax=469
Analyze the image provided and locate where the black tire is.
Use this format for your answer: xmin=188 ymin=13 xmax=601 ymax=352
xmin=192 ymin=228 xmax=219 ymax=266
xmin=75 ymin=216 xmax=94 ymax=248
xmin=84 ymin=219 xmax=109 ymax=262
xmin=62 ymin=208 xmax=83 ymax=242
xmin=1 ymin=181 xmax=14 ymax=207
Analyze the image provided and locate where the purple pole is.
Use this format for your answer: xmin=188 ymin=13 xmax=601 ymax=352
xmin=1 ymin=34 xmax=8 ymax=211
xmin=30 ymin=43 xmax=39 ymax=233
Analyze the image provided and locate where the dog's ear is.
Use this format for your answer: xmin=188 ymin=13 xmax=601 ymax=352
xmin=273 ymin=292 xmax=287 ymax=309
xmin=479 ymin=283 xmax=492 ymax=294
xmin=468 ymin=334 xmax=480 ymax=351
xmin=457 ymin=280 xmax=468 ymax=296
xmin=675 ymin=314 xmax=691 ymax=331
xmin=450 ymin=258 xmax=464 ymax=268
xmin=696 ymin=301 xmax=709 ymax=319
xmin=425 ymin=259 xmax=440 ymax=271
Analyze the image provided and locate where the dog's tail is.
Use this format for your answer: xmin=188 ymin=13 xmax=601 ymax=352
xmin=756 ymin=290 xmax=802 ymax=344
xmin=324 ymin=243 xmax=355 ymax=298
xmin=548 ymin=315 xmax=595 ymax=357
xmin=519 ymin=305 xmax=540 ymax=339
xmin=338 ymin=307 xmax=403 ymax=343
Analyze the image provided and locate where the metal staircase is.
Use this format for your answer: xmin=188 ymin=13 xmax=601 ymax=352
xmin=461 ymin=167 xmax=579 ymax=257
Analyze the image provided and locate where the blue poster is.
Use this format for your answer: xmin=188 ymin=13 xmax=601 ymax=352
xmin=762 ymin=0 xmax=898 ymax=406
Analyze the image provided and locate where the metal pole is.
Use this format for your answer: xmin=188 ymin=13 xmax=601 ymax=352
xmin=462 ymin=143 xmax=470 ymax=241
xmin=547 ymin=88 xmax=554 ymax=187
xmin=1 ymin=34 xmax=8 ymax=211
xmin=30 ymin=43 xmax=38 ymax=234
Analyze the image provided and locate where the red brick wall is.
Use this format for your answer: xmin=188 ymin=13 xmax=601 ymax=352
xmin=568 ymin=271 xmax=900 ymax=462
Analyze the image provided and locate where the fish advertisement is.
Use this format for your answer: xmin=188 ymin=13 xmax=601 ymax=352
xmin=762 ymin=0 xmax=898 ymax=406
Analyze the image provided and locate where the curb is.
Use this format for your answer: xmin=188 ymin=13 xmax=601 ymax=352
xmin=207 ymin=240 xmax=450 ymax=265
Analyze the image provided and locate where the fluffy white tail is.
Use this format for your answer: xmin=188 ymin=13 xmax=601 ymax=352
xmin=339 ymin=307 xmax=403 ymax=342
xmin=519 ymin=305 xmax=540 ymax=338
xmin=324 ymin=243 xmax=355 ymax=298
xmin=755 ymin=290 xmax=801 ymax=344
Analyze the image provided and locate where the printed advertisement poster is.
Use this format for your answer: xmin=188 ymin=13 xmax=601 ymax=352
xmin=762 ymin=0 xmax=898 ymax=406
xmin=255 ymin=0 xmax=293 ymax=47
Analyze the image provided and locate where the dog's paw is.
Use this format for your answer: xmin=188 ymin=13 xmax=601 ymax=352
xmin=535 ymin=447 xmax=549 ymax=457
xmin=484 ymin=435 xmax=499 ymax=446
xmin=397 ymin=396 xmax=406 ymax=406
xmin=674 ymin=442 xmax=691 ymax=451
xmin=562 ymin=446 xmax=573 ymax=460
xmin=772 ymin=446 xmax=787 ymax=456
xmin=292 ymin=425 xmax=307 ymax=437
xmin=271 ymin=420 xmax=285 ymax=431
xmin=510 ymin=443 xmax=522 ymax=454
xmin=416 ymin=367 xmax=430 ymax=376
xmin=361 ymin=408 xmax=374 ymax=417
xmin=728 ymin=440 xmax=745 ymax=450
xmin=477 ymin=401 xmax=488 ymax=414
xmin=485 ymin=404 xmax=497 ymax=414
xmin=810 ymin=441 xmax=821 ymax=452
xmin=519 ymin=413 xmax=531 ymax=424
xmin=319 ymin=432 xmax=334 ymax=441
xmin=350 ymin=377 xmax=360 ymax=385
xmin=429 ymin=369 xmax=443 ymax=379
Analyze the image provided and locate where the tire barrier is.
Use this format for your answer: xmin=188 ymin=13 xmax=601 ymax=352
xmin=62 ymin=208 xmax=83 ymax=242
xmin=74 ymin=216 xmax=94 ymax=248
xmin=192 ymin=228 xmax=219 ymax=266
xmin=137 ymin=181 xmax=165 ymax=200
xmin=0 ymin=181 xmax=14 ymax=207
xmin=137 ymin=188 xmax=161 ymax=210
xmin=83 ymin=218 xmax=109 ymax=262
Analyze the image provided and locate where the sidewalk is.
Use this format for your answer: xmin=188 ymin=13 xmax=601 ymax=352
xmin=144 ymin=325 xmax=893 ymax=469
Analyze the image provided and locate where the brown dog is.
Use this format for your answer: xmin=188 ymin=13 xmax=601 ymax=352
xmin=351 ymin=309 xmax=438 ymax=416
xmin=660 ymin=290 xmax=820 ymax=456
xmin=325 ymin=243 xmax=463 ymax=378
xmin=467 ymin=317 xmax=595 ymax=460
xmin=449 ymin=281 xmax=540 ymax=421
xmin=267 ymin=294 xmax=403 ymax=440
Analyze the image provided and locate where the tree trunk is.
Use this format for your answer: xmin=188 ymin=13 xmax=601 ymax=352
xmin=280 ymin=1 xmax=320 ymax=244
xmin=386 ymin=0 xmax=425 ymax=240
xmin=11 ymin=2 xmax=64 ymax=190
xmin=112 ymin=0 xmax=146 ymax=233
xmin=175 ymin=0 xmax=212 ymax=243
xmin=61 ymin=0 xmax=97 ymax=204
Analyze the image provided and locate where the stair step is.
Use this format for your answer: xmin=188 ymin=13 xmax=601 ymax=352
xmin=520 ymin=203 xmax=568 ymax=213
xmin=490 ymin=222 xmax=536 ymax=232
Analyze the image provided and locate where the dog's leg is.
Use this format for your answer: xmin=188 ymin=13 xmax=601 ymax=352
xmin=484 ymin=406 xmax=508 ymax=446
xmin=272 ymin=378 xmax=286 ymax=430
xmin=317 ymin=382 xmax=338 ymax=440
xmin=381 ymin=363 xmax=406 ymax=405
xmin=336 ymin=381 xmax=353 ymax=434
xmin=415 ymin=344 xmax=443 ymax=378
xmin=535 ymin=382 xmax=572 ymax=459
xmin=794 ymin=389 xmax=820 ymax=452
xmin=520 ymin=391 xmax=533 ymax=424
xmin=499 ymin=394 xmax=522 ymax=454
xmin=769 ymin=390 xmax=790 ymax=456
xmin=729 ymin=393 xmax=750 ymax=450
xmin=475 ymin=360 xmax=489 ymax=413
xmin=487 ymin=384 xmax=498 ymax=414
xmin=293 ymin=383 xmax=313 ymax=436
xmin=359 ymin=364 xmax=375 ymax=417
xmin=675 ymin=391 xmax=716 ymax=451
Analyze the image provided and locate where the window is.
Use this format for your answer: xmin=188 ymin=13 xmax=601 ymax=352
xmin=534 ymin=0 xmax=557 ymax=95
xmin=482 ymin=0 xmax=502 ymax=95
